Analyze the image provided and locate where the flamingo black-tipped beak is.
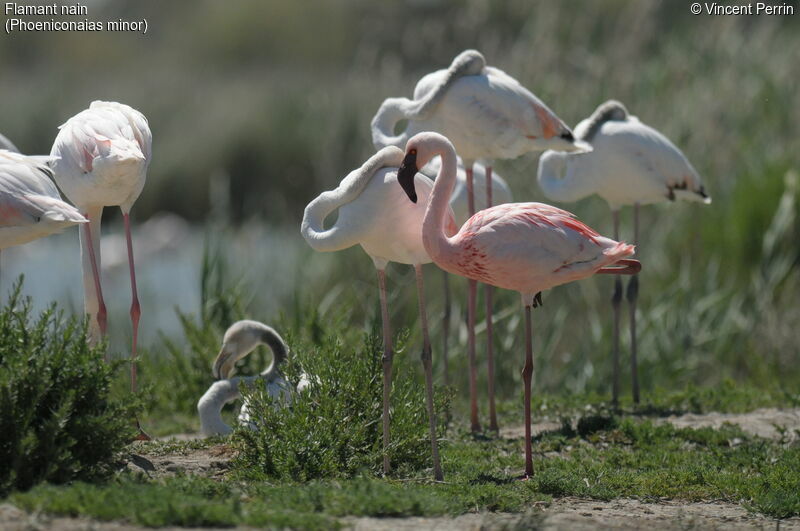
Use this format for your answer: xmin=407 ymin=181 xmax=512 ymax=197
xmin=212 ymin=349 xmax=231 ymax=380
xmin=397 ymin=151 xmax=419 ymax=203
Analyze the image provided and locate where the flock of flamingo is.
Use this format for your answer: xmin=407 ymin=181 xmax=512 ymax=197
xmin=1 ymin=49 xmax=709 ymax=480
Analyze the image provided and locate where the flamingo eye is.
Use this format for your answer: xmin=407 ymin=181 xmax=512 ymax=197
xmin=410 ymin=149 xmax=417 ymax=155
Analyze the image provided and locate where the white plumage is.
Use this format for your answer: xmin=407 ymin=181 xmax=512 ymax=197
xmin=0 ymin=150 xmax=87 ymax=249
xmin=301 ymin=146 xmax=451 ymax=479
xmin=417 ymin=157 xmax=513 ymax=226
xmin=537 ymin=100 xmax=711 ymax=406
xmin=371 ymin=49 xmax=586 ymax=164
xmin=372 ymin=50 xmax=575 ymax=433
xmin=301 ymin=146 xmax=456 ymax=269
xmin=49 ymin=101 xmax=152 ymax=421
xmin=51 ymin=101 xmax=151 ymax=213
xmin=198 ymin=320 xmax=309 ymax=437
xmin=537 ymin=100 xmax=710 ymax=210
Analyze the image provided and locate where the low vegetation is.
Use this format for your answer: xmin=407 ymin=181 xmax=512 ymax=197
xmin=2 ymin=275 xmax=799 ymax=526
xmin=0 ymin=281 xmax=137 ymax=497
xmin=10 ymin=414 xmax=800 ymax=527
xmin=234 ymin=316 xmax=452 ymax=480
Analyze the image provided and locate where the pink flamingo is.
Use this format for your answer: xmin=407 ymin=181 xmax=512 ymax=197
xmin=396 ymin=132 xmax=640 ymax=478
xmin=372 ymin=49 xmax=588 ymax=433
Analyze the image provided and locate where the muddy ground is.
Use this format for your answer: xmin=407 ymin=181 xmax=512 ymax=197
xmin=3 ymin=408 xmax=799 ymax=530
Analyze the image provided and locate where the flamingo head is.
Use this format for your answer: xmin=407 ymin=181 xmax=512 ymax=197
xmin=212 ymin=322 xmax=264 ymax=380
xmin=398 ymin=132 xmax=454 ymax=204
xmin=397 ymin=148 xmax=419 ymax=203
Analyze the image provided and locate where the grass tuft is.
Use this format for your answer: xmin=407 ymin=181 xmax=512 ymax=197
xmin=233 ymin=314 xmax=452 ymax=480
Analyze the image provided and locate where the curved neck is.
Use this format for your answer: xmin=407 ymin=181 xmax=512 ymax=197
xmin=371 ymin=52 xmax=486 ymax=151
xmin=580 ymin=100 xmax=628 ymax=142
xmin=198 ymin=375 xmax=259 ymax=436
xmin=537 ymin=153 xmax=597 ymax=204
xmin=370 ymin=97 xmax=415 ymax=149
xmin=423 ymin=138 xmax=460 ymax=263
xmin=301 ymin=146 xmax=402 ymax=252
xmin=259 ymin=326 xmax=287 ymax=379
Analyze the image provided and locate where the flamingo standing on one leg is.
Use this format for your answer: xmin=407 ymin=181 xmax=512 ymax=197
xmin=537 ymin=100 xmax=710 ymax=406
xmin=372 ymin=49 xmax=586 ymax=433
xmin=0 ymin=150 xmax=87 ymax=278
xmin=395 ymin=132 xmax=640 ymax=478
xmin=301 ymin=146 xmax=457 ymax=480
xmin=49 ymin=101 xmax=151 ymax=436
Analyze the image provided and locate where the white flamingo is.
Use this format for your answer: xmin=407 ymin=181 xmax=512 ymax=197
xmin=372 ymin=49 xmax=586 ymax=432
xmin=537 ymin=100 xmax=710 ymax=405
xmin=50 ymin=101 xmax=151 ymax=430
xmin=198 ymin=320 xmax=309 ymax=437
xmin=301 ymin=146 xmax=457 ymax=480
xmin=0 ymin=151 xmax=87 ymax=272
xmin=396 ymin=132 xmax=640 ymax=477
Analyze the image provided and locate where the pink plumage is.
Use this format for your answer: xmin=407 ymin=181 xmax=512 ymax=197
xmin=396 ymin=132 xmax=640 ymax=478
xmin=427 ymin=201 xmax=635 ymax=304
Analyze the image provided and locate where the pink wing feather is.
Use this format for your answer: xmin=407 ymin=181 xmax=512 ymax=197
xmin=446 ymin=202 xmax=634 ymax=293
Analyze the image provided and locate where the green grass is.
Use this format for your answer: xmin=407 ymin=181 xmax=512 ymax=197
xmin=511 ymin=379 xmax=800 ymax=424
xmin=10 ymin=416 xmax=800 ymax=527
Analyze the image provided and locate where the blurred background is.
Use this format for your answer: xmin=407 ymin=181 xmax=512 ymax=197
xmin=1 ymin=0 xmax=798 ymax=405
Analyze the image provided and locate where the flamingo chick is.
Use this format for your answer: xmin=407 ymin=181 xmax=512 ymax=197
xmin=198 ymin=320 xmax=309 ymax=437
xmin=0 ymin=151 xmax=87 ymax=267
xmin=396 ymin=132 xmax=640 ymax=478
xmin=301 ymin=146 xmax=457 ymax=480
xmin=50 ymin=101 xmax=152 ymax=404
xmin=372 ymin=49 xmax=587 ymax=432
xmin=537 ymin=100 xmax=710 ymax=405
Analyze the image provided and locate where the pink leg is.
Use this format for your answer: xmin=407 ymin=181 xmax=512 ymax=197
xmin=465 ymin=166 xmax=481 ymax=433
xmin=522 ymin=304 xmax=534 ymax=478
xmin=83 ymin=214 xmax=108 ymax=341
xmin=378 ymin=269 xmax=393 ymax=475
xmin=485 ymin=165 xmax=498 ymax=432
xmin=465 ymin=166 xmax=476 ymax=216
xmin=124 ymin=213 xmax=149 ymax=441
xmin=123 ymin=213 xmax=141 ymax=393
xmin=611 ymin=210 xmax=622 ymax=408
xmin=628 ymin=203 xmax=640 ymax=404
xmin=415 ymin=265 xmax=443 ymax=481
xmin=442 ymin=270 xmax=451 ymax=387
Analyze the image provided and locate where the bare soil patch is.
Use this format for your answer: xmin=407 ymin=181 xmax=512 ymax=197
xmin=500 ymin=407 xmax=800 ymax=442
xmin=348 ymin=498 xmax=800 ymax=530
xmin=656 ymin=408 xmax=800 ymax=441
xmin=127 ymin=441 xmax=234 ymax=480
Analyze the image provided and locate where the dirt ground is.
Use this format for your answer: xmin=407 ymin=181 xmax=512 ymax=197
xmin=4 ymin=408 xmax=799 ymax=530
xmin=3 ymin=497 xmax=796 ymax=530
xmin=499 ymin=407 xmax=800 ymax=442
